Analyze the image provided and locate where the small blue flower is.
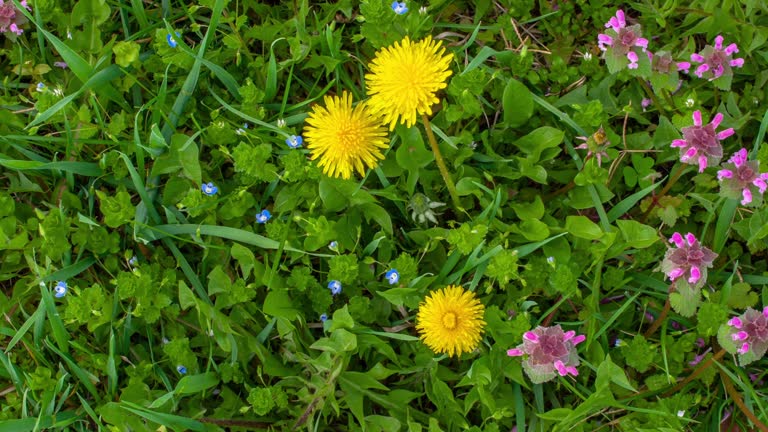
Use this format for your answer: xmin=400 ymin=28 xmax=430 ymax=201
xmin=255 ymin=209 xmax=271 ymax=224
xmin=391 ymin=1 xmax=408 ymax=14
xmin=54 ymin=281 xmax=67 ymax=298
xmin=385 ymin=269 xmax=400 ymax=285
xmin=286 ymin=135 xmax=303 ymax=149
xmin=176 ymin=365 xmax=187 ymax=374
xmin=128 ymin=256 xmax=138 ymax=267
xmin=167 ymin=32 xmax=180 ymax=48
xmin=320 ymin=313 xmax=328 ymax=322
xmin=201 ymin=182 xmax=218 ymax=196
xmin=36 ymin=82 xmax=45 ymax=92
xmin=329 ymin=241 xmax=338 ymax=250
xmin=328 ymin=280 xmax=342 ymax=296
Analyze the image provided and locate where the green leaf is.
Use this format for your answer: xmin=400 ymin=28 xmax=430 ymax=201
xmin=502 ymin=78 xmax=534 ymax=127
xmin=231 ymin=243 xmax=256 ymax=279
xmin=207 ymin=266 xmax=230 ymax=296
xmin=595 ymin=354 xmax=636 ymax=392
xmin=329 ymin=305 xmax=355 ymax=331
xmin=174 ymin=372 xmax=219 ymax=395
xmin=616 ymin=220 xmax=658 ymax=248
xmin=620 ymin=335 xmax=655 ymax=373
xmin=262 ymin=290 xmax=300 ymax=321
xmin=564 ymin=215 xmax=603 ymax=240
xmin=113 ymin=41 xmax=140 ymax=67
xmin=178 ymin=281 xmax=196 ymax=310
xmin=513 ymin=127 xmax=564 ymax=162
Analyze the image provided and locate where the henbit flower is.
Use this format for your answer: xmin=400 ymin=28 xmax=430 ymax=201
xmin=416 ymin=285 xmax=486 ymax=357
xmin=286 ymin=135 xmax=303 ymax=149
xmin=391 ymin=1 xmax=407 ymax=14
xmin=328 ymin=280 xmax=342 ymax=296
xmin=648 ymin=51 xmax=691 ymax=75
xmin=722 ymin=307 xmax=768 ymax=364
xmin=671 ymin=110 xmax=733 ymax=172
xmin=0 ymin=0 xmax=29 ymax=35
xmin=201 ymin=182 xmax=218 ymax=196
xmin=597 ymin=9 xmax=648 ymax=69
xmin=575 ymin=126 xmax=610 ymax=167
xmin=255 ymin=209 xmax=271 ymax=224
xmin=690 ymin=35 xmax=745 ymax=80
xmin=717 ymin=148 xmax=768 ymax=207
xmin=385 ymin=269 xmax=400 ymax=285
xmin=661 ymin=232 xmax=717 ymax=289
xmin=176 ymin=365 xmax=187 ymax=374
xmin=366 ymin=36 xmax=453 ymax=130
xmin=303 ymin=91 xmax=389 ymax=179
xmin=54 ymin=281 xmax=68 ymax=298
xmin=507 ymin=325 xmax=585 ymax=384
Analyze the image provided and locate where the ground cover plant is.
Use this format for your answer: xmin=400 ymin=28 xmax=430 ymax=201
xmin=3 ymin=0 xmax=768 ymax=430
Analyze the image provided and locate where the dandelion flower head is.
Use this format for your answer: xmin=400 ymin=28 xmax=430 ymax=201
xmin=365 ymin=36 xmax=453 ymax=130
xmin=416 ymin=285 xmax=485 ymax=357
xmin=303 ymin=91 xmax=389 ymax=179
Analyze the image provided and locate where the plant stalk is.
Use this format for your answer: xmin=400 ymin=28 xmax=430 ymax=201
xmin=422 ymin=113 xmax=462 ymax=211
xmin=641 ymin=163 xmax=687 ymax=223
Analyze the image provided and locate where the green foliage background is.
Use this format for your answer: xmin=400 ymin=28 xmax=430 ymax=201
xmin=2 ymin=0 xmax=768 ymax=430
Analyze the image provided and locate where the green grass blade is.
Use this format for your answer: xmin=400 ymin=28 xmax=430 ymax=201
xmin=118 ymin=401 xmax=206 ymax=432
xmin=0 ymin=412 xmax=79 ymax=431
xmin=606 ymin=181 xmax=662 ymax=222
xmin=40 ymin=285 xmax=70 ymax=354
xmin=4 ymin=305 xmax=44 ymax=353
xmin=713 ymin=199 xmax=737 ymax=254
xmin=27 ymin=64 xmax=125 ymax=129
xmin=39 ymin=257 xmax=96 ymax=283
xmin=0 ymin=159 xmax=102 ymax=177
xmin=44 ymin=340 xmax=101 ymax=402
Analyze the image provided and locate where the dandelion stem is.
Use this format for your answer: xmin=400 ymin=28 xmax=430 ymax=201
xmin=719 ymin=368 xmax=768 ymax=432
xmin=422 ymin=113 xmax=462 ymax=211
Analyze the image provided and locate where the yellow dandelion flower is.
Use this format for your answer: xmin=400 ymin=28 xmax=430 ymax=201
xmin=365 ymin=36 xmax=453 ymax=130
xmin=303 ymin=91 xmax=390 ymax=179
xmin=416 ymin=285 xmax=486 ymax=357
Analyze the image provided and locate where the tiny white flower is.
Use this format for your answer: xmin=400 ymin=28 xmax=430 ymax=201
xmin=583 ymin=52 xmax=593 ymax=61
xmin=685 ymin=98 xmax=695 ymax=108
xmin=677 ymin=410 xmax=685 ymax=417
xmin=277 ymin=118 xmax=286 ymax=128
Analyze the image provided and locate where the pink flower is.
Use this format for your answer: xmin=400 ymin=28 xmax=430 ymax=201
xmin=507 ymin=325 xmax=584 ymax=383
xmin=717 ymin=148 xmax=768 ymax=207
xmin=0 ymin=0 xmax=29 ymax=35
xmin=597 ymin=10 xmax=648 ymax=70
xmin=690 ymin=35 xmax=745 ymax=80
xmin=660 ymin=232 xmax=717 ymax=289
xmin=721 ymin=307 xmax=768 ymax=365
xmin=670 ymin=110 xmax=733 ymax=172
xmin=575 ymin=127 xmax=610 ymax=167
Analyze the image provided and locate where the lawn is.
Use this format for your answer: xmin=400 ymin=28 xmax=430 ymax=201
xmin=1 ymin=0 xmax=768 ymax=431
